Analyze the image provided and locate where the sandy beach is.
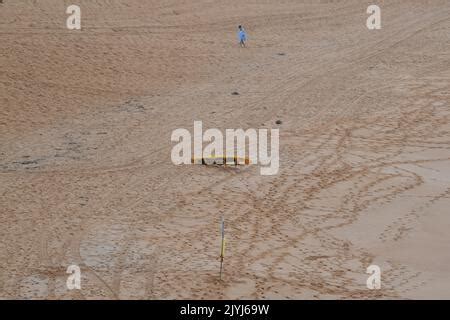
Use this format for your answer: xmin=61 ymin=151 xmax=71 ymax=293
xmin=1 ymin=0 xmax=450 ymax=299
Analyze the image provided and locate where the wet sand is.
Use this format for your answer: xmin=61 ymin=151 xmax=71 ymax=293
xmin=1 ymin=0 xmax=450 ymax=299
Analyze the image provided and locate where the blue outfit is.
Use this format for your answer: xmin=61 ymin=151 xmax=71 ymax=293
xmin=238 ymin=29 xmax=247 ymax=42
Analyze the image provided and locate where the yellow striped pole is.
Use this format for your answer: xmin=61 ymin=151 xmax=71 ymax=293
xmin=220 ymin=217 xmax=225 ymax=280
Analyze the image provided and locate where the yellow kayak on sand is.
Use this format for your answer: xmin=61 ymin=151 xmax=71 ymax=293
xmin=191 ymin=155 xmax=251 ymax=165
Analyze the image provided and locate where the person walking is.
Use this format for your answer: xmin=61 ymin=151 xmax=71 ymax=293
xmin=238 ymin=25 xmax=247 ymax=47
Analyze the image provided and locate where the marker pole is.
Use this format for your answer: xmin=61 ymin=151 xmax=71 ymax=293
xmin=219 ymin=217 xmax=225 ymax=280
